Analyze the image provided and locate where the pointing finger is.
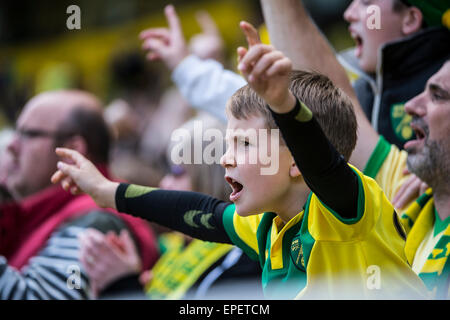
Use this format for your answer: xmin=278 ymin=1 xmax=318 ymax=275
xmin=55 ymin=148 xmax=85 ymax=167
xmin=239 ymin=21 xmax=261 ymax=47
xmin=165 ymin=5 xmax=183 ymax=38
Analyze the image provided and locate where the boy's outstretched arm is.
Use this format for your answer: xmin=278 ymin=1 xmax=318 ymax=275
xmin=238 ymin=22 xmax=359 ymax=219
xmin=52 ymin=148 xmax=232 ymax=243
xmin=259 ymin=0 xmax=379 ymax=171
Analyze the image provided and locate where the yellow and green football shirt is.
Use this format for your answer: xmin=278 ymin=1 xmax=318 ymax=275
xmin=223 ymin=166 xmax=426 ymax=299
xmin=402 ymin=190 xmax=450 ymax=299
xmin=364 ymin=136 xmax=450 ymax=298
xmin=363 ymin=136 xmax=410 ymax=206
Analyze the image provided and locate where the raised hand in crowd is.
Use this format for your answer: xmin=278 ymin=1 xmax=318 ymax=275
xmin=189 ymin=10 xmax=225 ymax=63
xmin=237 ymin=21 xmax=295 ymax=113
xmin=140 ymin=5 xmax=225 ymax=70
xmin=140 ymin=5 xmax=188 ymax=70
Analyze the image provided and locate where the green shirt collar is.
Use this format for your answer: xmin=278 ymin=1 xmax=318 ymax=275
xmin=433 ymin=207 xmax=450 ymax=237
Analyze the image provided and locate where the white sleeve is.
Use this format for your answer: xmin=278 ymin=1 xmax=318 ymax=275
xmin=171 ymin=55 xmax=247 ymax=123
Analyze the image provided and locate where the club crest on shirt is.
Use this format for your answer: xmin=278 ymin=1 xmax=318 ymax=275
xmin=290 ymin=236 xmax=306 ymax=271
xmin=390 ymin=103 xmax=414 ymax=142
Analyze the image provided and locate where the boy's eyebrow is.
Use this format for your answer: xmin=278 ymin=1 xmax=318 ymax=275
xmin=224 ymin=134 xmax=251 ymax=142
xmin=225 ymin=129 xmax=258 ymax=138
xmin=223 ymin=133 xmax=241 ymax=142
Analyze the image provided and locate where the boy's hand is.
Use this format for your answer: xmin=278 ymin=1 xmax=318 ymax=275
xmin=140 ymin=5 xmax=189 ymax=70
xmin=51 ymin=148 xmax=119 ymax=209
xmin=237 ymin=21 xmax=296 ymax=114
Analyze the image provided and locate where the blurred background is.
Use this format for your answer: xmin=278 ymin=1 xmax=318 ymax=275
xmin=0 ymin=0 xmax=353 ymax=185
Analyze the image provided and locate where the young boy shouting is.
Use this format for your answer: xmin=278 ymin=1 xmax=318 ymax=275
xmin=52 ymin=22 xmax=426 ymax=299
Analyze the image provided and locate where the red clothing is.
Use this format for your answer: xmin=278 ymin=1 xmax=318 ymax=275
xmin=0 ymin=179 xmax=159 ymax=271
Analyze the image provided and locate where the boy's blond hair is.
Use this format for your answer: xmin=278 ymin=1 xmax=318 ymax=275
xmin=228 ymin=70 xmax=357 ymax=161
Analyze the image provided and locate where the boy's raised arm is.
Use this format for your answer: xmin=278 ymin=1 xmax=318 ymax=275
xmin=238 ymin=22 xmax=359 ymax=219
xmin=259 ymin=0 xmax=379 ymax=170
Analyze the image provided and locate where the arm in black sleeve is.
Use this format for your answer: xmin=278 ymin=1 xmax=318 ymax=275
xmin=270 ymin=99 xmax=359 ymax=220
xmin=115 ymin=184 xmax=233 ymax=243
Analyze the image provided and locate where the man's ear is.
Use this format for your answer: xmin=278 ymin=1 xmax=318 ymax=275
xmin=289 ymin=162 xmax=301 ymax=178
xmin=402 ymin=7 xmax=423 ymax=35
xmin=62 ymin=135 xmax=88 ymax=157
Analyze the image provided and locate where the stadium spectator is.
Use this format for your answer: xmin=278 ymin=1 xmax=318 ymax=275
xmin=362 ymin=61 xmax=450 ymax=299
xmin=260 ymin=0 xmax=450 ymax=298
xmin=261 ymin=0 xmax=450 ymax=149
xmin=0 ymin=90 xmax=159 ymax=299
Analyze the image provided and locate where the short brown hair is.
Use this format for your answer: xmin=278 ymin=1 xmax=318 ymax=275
xmin=392 ymin=0 xmax=427 ymax=28
xmin=227 ymin=70 xmax=357 ymax=161
xmin=392 ymin=0 xmax=410 ymax=12
xmin=56 ymin=107 xmax=111 ymax=164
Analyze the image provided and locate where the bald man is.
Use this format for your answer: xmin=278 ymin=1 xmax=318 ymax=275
xmin=6 ymin=90 xmax=104 ymax=200
xmin=0 ymin=90 xmax=158 ymax=299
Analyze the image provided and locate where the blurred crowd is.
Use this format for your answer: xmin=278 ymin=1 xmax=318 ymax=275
xmin=0 ymin=0 xmax=449 ymax=301
xmin=0 ymin=2 xmax=264 ymax=299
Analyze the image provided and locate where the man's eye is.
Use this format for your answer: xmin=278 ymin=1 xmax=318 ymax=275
xmin=431 ymin=93 xmax=444 ymax=101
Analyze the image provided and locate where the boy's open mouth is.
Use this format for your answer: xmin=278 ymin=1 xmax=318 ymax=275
xmin=225 ymin=176 xmax=244 ymax=202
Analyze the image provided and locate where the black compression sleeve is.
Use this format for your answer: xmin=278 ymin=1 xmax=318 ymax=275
xmin=270 ymin=99 xmax=359 ymax=219
xmin=115 ymin=184 xmax=233 ymax=243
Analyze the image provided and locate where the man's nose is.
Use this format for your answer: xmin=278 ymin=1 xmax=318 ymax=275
xmin=343 ymin=0 xmax=359 ymax=23
xmin=404 ymin=92 xmax=427 ymax=118
xmin=6 ymin=134 xmax=20 ymax=157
